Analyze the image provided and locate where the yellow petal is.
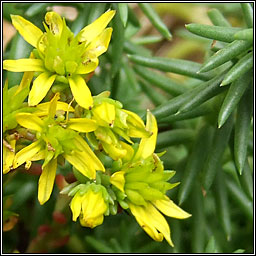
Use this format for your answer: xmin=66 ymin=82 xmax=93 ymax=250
xmin=153 ymin=197 xmax=192 ymax=219
xmin=80 ymin=212 xmax=104 ymax=228
xmin=15 ymin=113 xmax=43 ymax=132
xmin=56 ymin=102 xmax=75 ymax=112
xmin=28 ymin=72 xmax=57 ymax=106
xmin=77 ymin=10 xmax=116 ymax=43
xmin=113 ymin=127 xmax=133 ymax=144
xmin=3 ymin=140 xmax=16 ymax=174
xmin=25 ymin=161 xmax=32 ymax=170
xmin=119 ymin=141 xmax=134 ymax=162
xmin=37 ymin=33 xmax=47 ymax=54
xmin=13 ymin=140 xmax=43 ymax=169
xmin=45 ymin=12 xmax=63 ymax=36
xmin=73 ymin=135 xmax=105 ymax=172
xmin=14 ymin=53 xmax=35 ymax=96
xmin=15 ymin=71 xmax=34 ymax=95
xmin=123 ymin=109 xmax=145 ymax=128
xmin=127 ymin=126 xmax=151 ymax=138
xmin=35 ymin=101 xmax=75 ymax=116
xmin=48 ymin=93 xmax=60 ymax=118
xmin=81 ymin=190 xmax=107 ymax=228
xmin=68 ymin=75 xmax=93 ymax=109
xmin=86 ymin=27 xmax=113 ymax=57
xmin=3 ymin=59 xmax=45 ymax=72
xmin=93 ymin=90 xmax=111 ymax=99
xmin=75 ymin=57 xmax=99 ymax=75
xmin=42 ymin=151 xmax=55 ymax=169
xmin=129 ymin=203 xmax=162 ymax=240
xmin=67 ymin=118 xmax=98 ymax=133
xmin=129 ymin=202 xmax=174 ymax=247
xmin=70 ymin=192 xmax=83 ymax=221
xmin=11 ymin=14 xmax=43 ymax=48
xmin=102 ymin=142 xmax=127 ymax=161
xmin=38 ymin=158 xmax=57 ymax=205
xmin=94 ymin=127 xmax=116 ymax=144
xmin=134 ymin=110 xmax=158 ymax=160
xmin=64 ymin=151 xmax=96 ymax=179
xmin=30 ymin=149 xmax=45 ymax=161
xmin=92 ymin=101 xmax=115 ymax=126
xmin=110 ymin=171 xmax=125 ymax=192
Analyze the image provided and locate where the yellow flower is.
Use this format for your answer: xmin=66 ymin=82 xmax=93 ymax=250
xmin=3 ymin=68 xmax=35 ymax=174
xmin=128 ymin=198 xmax=191 ymax=247
xmin=82 ymin=92 xmax=151 ymax=160
xmin=3 ymin=67 xmax=35 ymax=133
xmin=3 ymin=10 xmax=115 ymax=109
xmin=70 ymin=184 xmax=108 ymax=228
xmin=13 ymin=93 xmax=104 ymax=205
xmin=110 ymin=110 xmax=191 ymax=246
xmin=3 ymin=139 xmax=16 ymax=174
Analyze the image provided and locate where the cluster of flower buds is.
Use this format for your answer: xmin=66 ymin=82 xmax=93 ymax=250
xmin=3 ymin=10 xmax=191 ymax=246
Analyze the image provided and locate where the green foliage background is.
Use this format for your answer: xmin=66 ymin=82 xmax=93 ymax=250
xmin=3 ymin=2 xmax=253 ymax=253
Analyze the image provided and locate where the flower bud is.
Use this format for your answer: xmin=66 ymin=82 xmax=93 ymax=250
xmin=70 ymin=184 xmax=108 ymax=228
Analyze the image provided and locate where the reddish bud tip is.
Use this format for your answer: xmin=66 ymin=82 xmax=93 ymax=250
xmin=53 ymin=211 xmax=67 ymax=225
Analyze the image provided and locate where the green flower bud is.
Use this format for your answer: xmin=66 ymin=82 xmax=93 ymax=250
xmin=139 ymin=187 xmax=165 ymax=201
xmin=51 ymin=83 xmax=68 ymax=93
xmin=119 ymin=200 xmax=129 ymax=210
xmin=125 ymin=189 xmax=147 ymax=206
xmin=68 ymin=183 xmax=87 ymax=197
xmin=109 ymin=202 xmax=118 ymax=215
xmin=55 ymin=75 xmax=69 ymax=84
xmin=60 ymin=181 xmax=79 ymax=195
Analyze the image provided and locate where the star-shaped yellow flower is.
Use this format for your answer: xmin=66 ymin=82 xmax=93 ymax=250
xmin=75 ymin=91 xmax=151 ymax=161
xmin=13 ymin=93 xmax=104 ymax=205
xmin=3 ymin=68 xmax=35 ymax=174
xmin=110 ymin=110 xmax=191 ymax=246
xmin=3 ymin=10 xmax=115 ymax=109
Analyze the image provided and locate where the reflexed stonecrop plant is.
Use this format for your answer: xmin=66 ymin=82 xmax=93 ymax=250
xmin=3 ymin=5 xmax=191 ymax=252
xmin=3 ymin=3 xmax=253 ymax=254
